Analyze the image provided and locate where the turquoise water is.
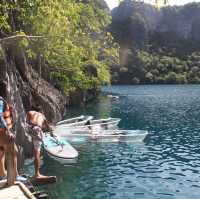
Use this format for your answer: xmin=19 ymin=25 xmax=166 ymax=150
xmin=40 ymin=85 xmax=200 ymax=198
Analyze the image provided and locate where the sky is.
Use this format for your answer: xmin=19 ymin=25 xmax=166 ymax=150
xmin=105 ymin=0 xmax=200 ymax=10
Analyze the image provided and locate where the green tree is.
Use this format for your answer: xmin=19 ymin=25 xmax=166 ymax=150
xmin=0 ymin=0 xmax=119 ymax=93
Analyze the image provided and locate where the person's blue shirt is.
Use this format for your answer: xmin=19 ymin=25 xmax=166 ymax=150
xmin=0 ymin=97 xmax=7 ymax=129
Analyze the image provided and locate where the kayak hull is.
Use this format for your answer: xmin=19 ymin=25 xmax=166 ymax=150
xmin=73 ymin=118 xmax=121 ymax=130
xmin=59 ymin=130 xmax=148 ymax=143
xmin=56 ymin=115 xmax=93 ymax=126
xmin=43 ymin=135 xmax=78 ymax=163
xmin=54 ymin=117 xmax=121 ymax=136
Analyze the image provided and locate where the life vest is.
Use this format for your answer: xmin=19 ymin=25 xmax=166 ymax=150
xmin=3 ymin=104 xmax=13 ymax=130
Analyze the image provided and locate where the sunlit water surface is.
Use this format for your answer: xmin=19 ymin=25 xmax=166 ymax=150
xmin=26 ymin=85 xmax=200 ymax=199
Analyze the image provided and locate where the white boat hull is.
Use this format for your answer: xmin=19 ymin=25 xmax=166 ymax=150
xmin=74 ymin=118 xmax=121 ymax=130
xmin=56 ymin=115 xmax=93 ymax=126
xmin=43 ymin=135 xmax=78 ymax=163
xmin=54 ymin=117 xmax=121 ymax=136
xmin=59 ymin=130 xmax=148 ymax=143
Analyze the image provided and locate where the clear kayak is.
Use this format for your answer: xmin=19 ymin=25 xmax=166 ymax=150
xmin=54 ymin=117 xmax=120 ymax=135
xmin=43 ymin=135 xmax=78 ymax=163
xmin=56 ymin=115 xmax=93 ymax=126
xmin=58 ymin=130 xmax=148 ymax=143
xmin=69 ymin=117 xmax=121 ymax=130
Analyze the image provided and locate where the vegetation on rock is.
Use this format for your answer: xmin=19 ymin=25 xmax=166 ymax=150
xmin=110 ymin=0 xmax=200 ymax=84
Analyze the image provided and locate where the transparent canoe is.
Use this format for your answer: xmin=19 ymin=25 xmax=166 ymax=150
xmin=56 ymin=115 xmax=93 ymax=126
xmin=59 ymin=129 xmax=148 ymax=143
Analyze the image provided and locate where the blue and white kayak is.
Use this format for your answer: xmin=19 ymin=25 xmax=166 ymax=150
xmin=43 ymin=135 xmax=78 ymax=163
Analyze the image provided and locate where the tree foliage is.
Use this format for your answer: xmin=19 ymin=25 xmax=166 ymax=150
xmin=0 ymin=0 xmax=119 ymax=93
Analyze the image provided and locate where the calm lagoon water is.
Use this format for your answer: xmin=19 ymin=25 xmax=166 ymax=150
xmin=32 ymin=85 xmax=200 ymax=199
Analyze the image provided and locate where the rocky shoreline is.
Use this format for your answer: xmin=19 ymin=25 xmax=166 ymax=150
xmin=0 ymin=45 xmax=98 ymax=167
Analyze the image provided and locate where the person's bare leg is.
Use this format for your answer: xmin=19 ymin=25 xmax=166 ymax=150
xmin=13 ymin=144 xmax=18 ymax=177
xmin=33 ymin=147 xmax=49 ymax=179
xmin=34 ymin=148 xmax=41 ymax=177
xmin=0 ymin=130 xmax=18 ymax=179
xmin=0 ymin=130 xmax=7 ymax=177
xmin=0 ymin=149 xmax=7 ymax=177
xmin=5 ymin=143 xmax=18 ymax=180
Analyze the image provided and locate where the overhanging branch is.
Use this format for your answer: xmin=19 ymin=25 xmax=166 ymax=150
xmin=0 ymin=35 xmax=44 ymax=43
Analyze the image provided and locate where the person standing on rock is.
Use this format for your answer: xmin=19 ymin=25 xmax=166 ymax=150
xmin=0 ymin=96 xmax=18 ymax=181
xmin=26 ymin=108 xmax=54 ymax=180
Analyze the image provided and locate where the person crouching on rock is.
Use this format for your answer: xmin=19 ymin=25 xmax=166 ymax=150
xmin=0 ymin=96 xmax=18 ymax=181
xmin=26 ymin=108 xmax=54 ymax=180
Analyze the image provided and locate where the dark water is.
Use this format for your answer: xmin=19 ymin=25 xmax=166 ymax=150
xmin=30 ymin=85 xmax=200 ymax=198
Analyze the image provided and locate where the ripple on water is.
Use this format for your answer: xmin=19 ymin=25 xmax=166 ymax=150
xmin=35 ymin=85 xmax=200 ymax=199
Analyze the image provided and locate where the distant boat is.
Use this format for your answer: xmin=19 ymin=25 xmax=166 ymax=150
xmin=107 ymin=95 xmax=119 ymax=99
xmin=56 ymin=115 xmax=93 ymax=126
xmin=59 ymin=130 xmax=148 ymax=143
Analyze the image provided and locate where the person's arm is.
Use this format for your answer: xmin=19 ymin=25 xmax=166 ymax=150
xmin=4 ymin=104 xmax=15 ymax=142
xmin=43 ymin=119 xmax=53 ymax=131
xmin=43 ymin=118 xmax=55 ymax=137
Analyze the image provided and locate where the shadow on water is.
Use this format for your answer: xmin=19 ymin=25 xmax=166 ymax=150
xmin=27 ymin=85 xmax=200 ymax=199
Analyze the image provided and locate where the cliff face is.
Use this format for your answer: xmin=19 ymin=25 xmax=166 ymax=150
xmin=0 ymin=41 xmax=100 ymax=165
xmin=111 ymin=0 xmax=200 ymax=39
xmin=109 ymin=1 xmax=200 ymax=84
xmin=0 ymin=44 xmax=67 ymax=164
xmin=111 ymin=1 xmax=200 ymax=44
xmin=158 ymin=4 xmax=200 ymax=40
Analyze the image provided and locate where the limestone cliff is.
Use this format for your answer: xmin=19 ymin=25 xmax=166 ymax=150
xmin=0 ymin=43 xmax=68 ymax=165
xmin=109 ymin=1 xmax=200 ymax=84
xmin=111 ymin=1 xmax=200 ymax=45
